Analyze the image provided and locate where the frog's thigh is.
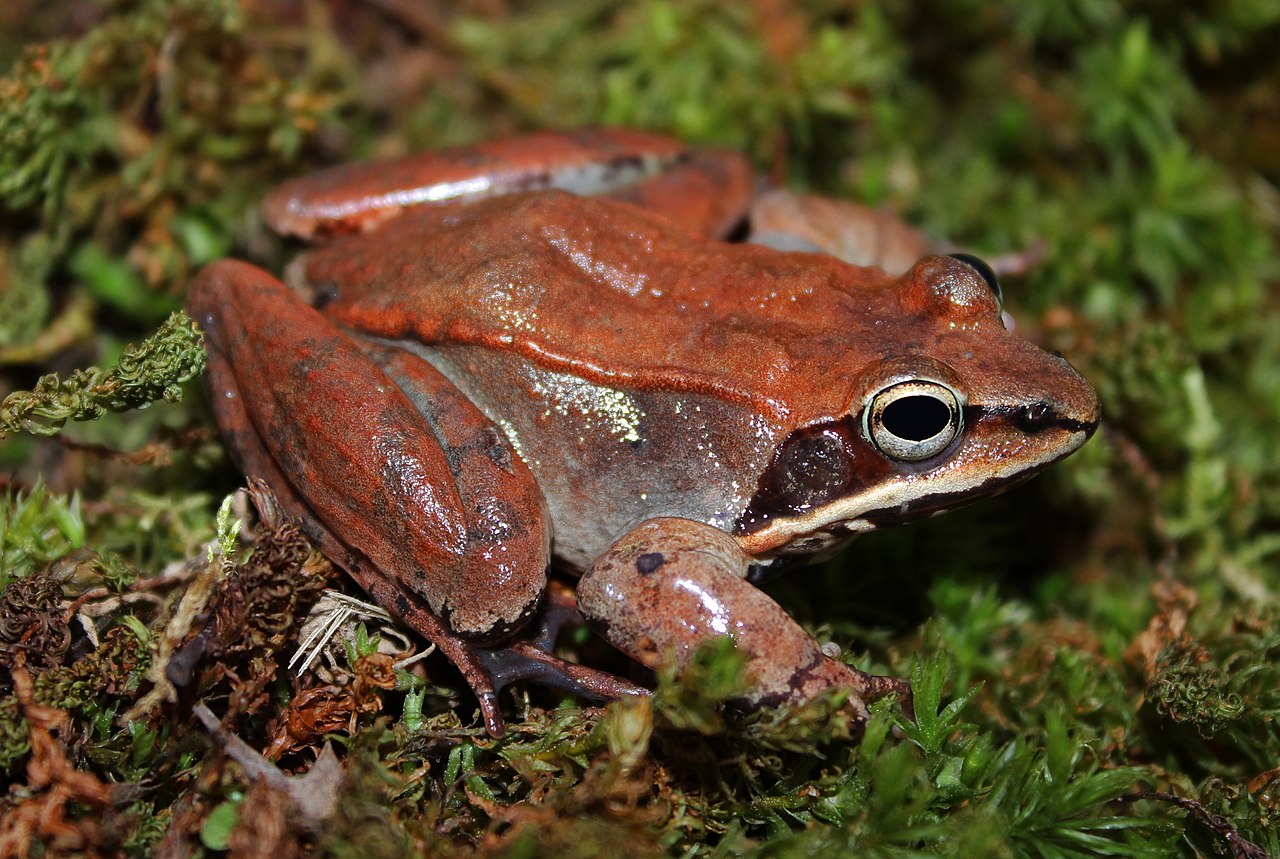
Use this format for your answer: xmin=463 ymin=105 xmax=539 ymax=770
xmin=261 ymin=128 xmax=691 ymax=238
xmin=747 ymin=189 xmax=934 ymax=274
xmin=577 ymin=518 xmax=872 ymax=711
xmin=194 ymin=323 xmax=479 ymax=684
xmin=603 ymin=148 xmax=754 ymax=239
xmin=358 ymin=342 xmax=555 ymax=635
xmin=188 ymin=260 xmax=548 ymax=641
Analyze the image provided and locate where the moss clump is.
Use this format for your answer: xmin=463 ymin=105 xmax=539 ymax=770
xmin=0 ymin=311 xmax=205 ymax=438
xmin=0 ymin=482 xmax=84 ymax=585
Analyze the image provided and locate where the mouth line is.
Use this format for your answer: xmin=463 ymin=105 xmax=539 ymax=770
xmin=852 ymin=466 xmax=1037 ymax=528
xmin=848 ymin=418 xmax=1096 ymax=528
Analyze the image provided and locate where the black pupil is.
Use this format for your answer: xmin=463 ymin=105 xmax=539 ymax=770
xmin=882 ymin=395 xmax=952 ymax=441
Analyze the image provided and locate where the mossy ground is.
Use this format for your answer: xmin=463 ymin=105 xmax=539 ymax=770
xmin=1 ymin=1 xmax=1277 ymax=856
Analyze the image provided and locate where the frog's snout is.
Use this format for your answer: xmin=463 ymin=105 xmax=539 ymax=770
xmin=1007 ymin=343 xmax=1101 ymax=446
xmin=1010 ymin=395 xmax=1099 ymax=438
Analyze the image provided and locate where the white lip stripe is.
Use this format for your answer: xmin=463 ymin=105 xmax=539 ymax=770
xmin=738 ymin=429 xmax=1088 ymax=553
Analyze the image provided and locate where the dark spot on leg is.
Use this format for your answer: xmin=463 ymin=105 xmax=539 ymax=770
xmin=785 ymin=650 xmax=827 ymax=694
xmin=467 ymin=497 xmax=516 ymax=545
xmin=746 ymin=559 xmax=785 ymax=584
xmin=312 ymin=283 xmax=339 ymax=309
xmin=635 ymin=552 xmax=665 ymax=574
xmin=745 ymin=651 xmax=829 ymax=710
xmin=482 ymin=427 xmax=513 ymax=471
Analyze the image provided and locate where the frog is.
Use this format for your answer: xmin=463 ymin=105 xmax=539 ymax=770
xmin=187 ymin=127 xmax=1100 ymax=737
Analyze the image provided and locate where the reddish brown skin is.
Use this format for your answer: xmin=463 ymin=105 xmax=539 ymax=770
xmin=263 ymin=127 xmax=690 ymax=237
xmin=602 ymin=148 xmax=757 ymax=239
xmin=748 ymin=189 xmax=935 ymax=273
xmin=577 ymin=518 xmax=887 ymax=712
xmin=188 ymin=262 xmax=551 ymax=637
xmin=295 ymin=194 xmax=1083 ymax=429
xmin=189 ymin=128 xmax=1100 ymax=736
xmin=190 ymin=260 xmax=645 ymax=736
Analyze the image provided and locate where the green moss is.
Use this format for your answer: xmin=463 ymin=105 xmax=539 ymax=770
xmin=0 ymin=481 xmax=84 ymax=586
xmin=0 ymin=310 xmax=205 ymax=438
xmin=0 ymin=0 xmax=351 ymax=343
xmin=452 ymin=2 xmax=904 ymax=166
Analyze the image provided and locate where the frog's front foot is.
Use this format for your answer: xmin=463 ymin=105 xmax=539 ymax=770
xmin=331 ymin=548 xmax=645 ymax=736
xmin=577 ymin=518 xmax=907 ymax=727
xmin=470 ymin=586 xmax=648 ymax=724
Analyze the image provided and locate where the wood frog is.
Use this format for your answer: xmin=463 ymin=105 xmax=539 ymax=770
xmin=188 ymin=128 xmax=1099 ymax=736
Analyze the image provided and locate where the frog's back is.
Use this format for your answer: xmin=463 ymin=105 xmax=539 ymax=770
xmin=298 ymin=190 xmax=898 ymax=425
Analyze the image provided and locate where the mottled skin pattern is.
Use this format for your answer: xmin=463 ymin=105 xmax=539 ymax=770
xmin=187 ymin=128 xmax=1100 ymax=736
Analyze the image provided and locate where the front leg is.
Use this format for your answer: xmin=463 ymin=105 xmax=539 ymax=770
xmin=577 ymin=518 xmax=906 ymax=723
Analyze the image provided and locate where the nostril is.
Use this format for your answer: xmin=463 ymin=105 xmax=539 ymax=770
xmin=1016 ymin=402 xmax=1055 ymax=433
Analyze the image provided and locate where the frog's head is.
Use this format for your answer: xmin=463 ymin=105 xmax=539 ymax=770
xmin=736 ymin=254 xmax=1100 ymax=557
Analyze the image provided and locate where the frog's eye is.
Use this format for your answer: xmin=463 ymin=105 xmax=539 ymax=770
xmin=947 ymin=253 xmax=1002 ymax=307
xmin=865 ymin=380 xmax=963 ymax=461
